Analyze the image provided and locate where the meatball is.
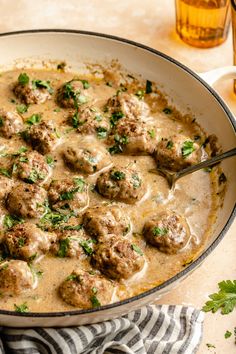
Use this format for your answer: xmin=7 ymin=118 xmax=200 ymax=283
xmin=96 ymin=167 xmax=146 ymax=204
xmin=26 ymin=121 xmax=59 ymax=155
xmin=69 ymin=106 xmax=110 ymax=136
xmin=92 ymin=235 xmax=144 ymax=280
xmin=51 ymin=228 xmax=93 ymax=258
xmin=0 ymin=260 xmax=36 ymax=295
xmin=154 ymin=135 xmax=201 ymax=171
xmin=6 ymin=183 xmax=47 ymax=218
xmin=109 ymin=119 xmax=156 ymax=155
xmin=56 ymin=80 xmax=90 ymax=109
xmin=0 ymin=109 xmax=23 ymax=138
xmin=13 ymin=76 xmax=52 ymax=105
xmin=105 ymin=92 xmax=149 ymax=121
xmin=0 ymin=175 xmax=13 ymax=200
xmin=13 ymin=150 xmax=50 ymax=184
xmin=48 ymin=177 xmax=89 ymax=213
xmin=4 ymin=222 xmax=56 ymax=261
xmin=83 ymin=205 xmax=130 ymax=240
xmin=59 ymin=268 xmax=114 ymax=308
xmin=143 ymin=211 xmax=191 ymax=254
xmin=63 ymin=142 xmax=112 ymax=175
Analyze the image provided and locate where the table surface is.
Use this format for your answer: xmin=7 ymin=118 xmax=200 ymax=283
xmin=0 ymin=0 xmax=235 ymax=352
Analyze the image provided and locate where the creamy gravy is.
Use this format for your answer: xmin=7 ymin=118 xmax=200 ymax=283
xmin=0 ymin=67 xmax=223 ymax=312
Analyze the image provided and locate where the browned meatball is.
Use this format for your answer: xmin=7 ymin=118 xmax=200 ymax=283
xmin=0 ymin=109 xmax=23 ymax=138
xmin=83 ymin=205 xmax=130 ymax=240
xmin=63 ymin=142 xmax=112 ymax=175
xmin=56 ymin=80 xmax=90 ymax=109
xmin=4 ymin=222 xmax=56 ymax=261
xmin=96 ymin=167 xmax=146 ymax=204
xmin=13 ymin=150 xmax=50 ymax=184
xmin=92 ymin=235 xmax=144 ymax=280
xmin=143 ymin=211 xmax=191 ymax=254
xmin=51 ymin=228 xmax=94 ymax=258
xmin=154 ymin=135 xmax=201 ymax=172
xmin=105 ymin=92 xmax=149 ymax=121
xmin=0 ymin=260 xmax=36 ymax=295
xmin=13 ymin=74 xmax=53 ymax=105
xmin=6 ymin=183 xmax=47 ymax=218
xmin=26 ymin=121 xmax=59 ymax=155
xmin=48 ymin=177 xmax=89 ymax=213
xmin=59 ymin=268 xmax=114 ymax=308
xmin=109 ymin=119 xmax=156 ymax=155
xmin=0 ymin=175 xmax=13 ymax=200
xmin=68 ymin=106 xmax=110 ymax=136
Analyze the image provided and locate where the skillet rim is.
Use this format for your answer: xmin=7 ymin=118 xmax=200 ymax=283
xmin=0 ymin=28 xmax=235 ymax=318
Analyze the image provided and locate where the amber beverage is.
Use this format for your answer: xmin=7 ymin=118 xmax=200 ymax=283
xmin=175 ymin=0 xmax=231 ymax=48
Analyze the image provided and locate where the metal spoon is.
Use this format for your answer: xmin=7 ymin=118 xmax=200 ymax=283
xmin=150 ymin=147 xmax=236 ymax=189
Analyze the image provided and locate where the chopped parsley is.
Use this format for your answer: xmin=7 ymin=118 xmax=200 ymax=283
xmin=46 ymin=155 xmax=55 ymax=167
xmin=26 ymin=113 xmax=41 ymax=125
xmin=96 ymin=127 xmax=108 ymax=139
xmin=25 ymin=169 xmax=46 ymax=184
xmin=32 ymin=79 xmax=53 ymax=94
xmin=166 ymin=140 xmax=173 ymax=149
xmin=60 ymin=178 xmax=85 ymax=200
xmin=39 ymin=209 xmax=74 ymax=228
xmin=108 ymin=144 xmax=123 ymax=155
xmin=80 ymin=79 xmax=90 ymax=89
xmin=145 ymin=80 xmax=152 ymax=94
xmin=110 ymin=111 xmax=124 ymax=127
xmin=18 ymin=237 xmax=25 ymax=248
xmin=131 ymin=244 xmax=143 ymax=256
xmin=202 ymin=280 xmax=236 ymax=314
xmin=206 ymin=343 xmax=215 ymax=349
xmin=16 ymin=104 xmax=28 ymax=114
xmin=80 ymin=240 xmax=94 ymax=256
xmin=110 ymin=170 xmax=126 ymax=181
xmin=224 ymin=330 xmax=232 ymax=339
xmin=131 ymin=174 xmax=141 ymax=189
xmin=148 ymin=129 xmax=155 ymax=139
xmin=60 ymin=224 xmax=82 ymax=231
xmin=0 ymin=168 xmax=11 ymax=178
xmin=57 ymin=238 xmax=70 ymax=258
xmin=3 ymin=214 xmax=24 ymax=229
xmin=153 ymin=227 xmax=168 ymax=236
xmin=66 ymin=274 xmax=79 ymax=281
xmin=18 ymin=73 xmax=29 ymax=85
xmin=181 ymin=141 xmax=195 ymax=158
xmin=163 ymin=107 xmax=172 ymax=114
xmin=90 ymin=294 xmax=101 ymax=308
xmin=135 ymin=90 xmax=145 ymax=100
xmin=14 ymin=302 xmax=29 ymax=313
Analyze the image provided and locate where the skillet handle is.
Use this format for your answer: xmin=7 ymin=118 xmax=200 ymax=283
xmin=198 ymin=66 xmax=236 ymax=86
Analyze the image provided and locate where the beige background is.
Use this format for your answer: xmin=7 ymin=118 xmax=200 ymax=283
xmin=0 ymin=0 xmax=235 ymax=352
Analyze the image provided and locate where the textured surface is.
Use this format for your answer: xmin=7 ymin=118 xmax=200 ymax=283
xmin=0 ymin=0 xmax=235 ymax=352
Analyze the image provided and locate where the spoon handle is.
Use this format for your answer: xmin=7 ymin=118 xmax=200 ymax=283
xmin=175 ymin=147 xmax=236 ymax=182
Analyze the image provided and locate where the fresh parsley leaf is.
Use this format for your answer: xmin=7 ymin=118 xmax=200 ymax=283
xmin=131 ymin=174 xmax=141 ymax=189
xmin=25 ymin=169 xmax=45 ymax=184
xmin=163 ymin=107 xmax=172 ymax=114
xmin=166 ymin=140 xmax=173 ymax=149
xmin=60 ymin=224 xmax=82 ymax=231
xmin=57 ymin=238 xmax=70 ymax=258
xmin=90 ymin=294 xmax=101 ymax=308
xmin=131 ymin=244 xmax=143 ymax=256
xmin=181 ymin=141 xmax=195 ymax=158
xmin=145 ymin=80 xmax=152 ymax=94
xmin=148 ymin=129 xmax=155 ymax=139
xmin=206 ymin=343 xmax=215 ymax=348
xmin=80 ymin=240 xmax=94 ymax=256
xmin=14 ymin=302 xmax=28 ymax=313
xmin=74 ymin=177 xmax=85 ymax=192
xmin=110 ymin=111 xmax=124 ymax=127
xmin=80 ymin=79 xmax=90 ymax=89
xmin=32 ymin=80 xmax=53 ymax=94
xmin=202 ymin=280 xmax=236 ymax=315
xmin=16 ymin=104 xmax=28 ymax=114
xmin=224 ymin=330 xmax=232 ymax=339
xmin=18 ymin=237 xmax=25 ymax=248
xmin=96 ymin=127 xmax=107 ymax=139
xmin=46 ymin=155 xmax=54 ymax=167
xmin=3 ymin=214 xmax=24 ymax=229
xmin=110 ymin=170 xmax=126 ymax=181
xmin=135 ymin=90 xmax=145 ymax=100
xmin=0 ymin=168 xmax=11 ymax=178
xmin=153 ymin=227 xmax=168 ymax=236
xmin=18 ymin=73 xmax=29 ymax=85
xmin=26 ymin=113 xmax=41 ymax=125
xmin=108 ymin=144 xmax=123 ymax=155
xmin=66 ymin=274 xmax=79 ymax=281
xmin=114 ymin=134 xmax=128 ymax=145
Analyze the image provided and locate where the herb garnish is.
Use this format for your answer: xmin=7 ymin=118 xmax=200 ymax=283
xmin=18 ymin=73 xmax=30 ymax=85
xmin=110 ymin=111 xmax=124 ymax=127
xmin=224 ymin=330 xmax=232 ymax=339
xmin=131 ymin=244 xmax=143 ymax=256
xmin=135 ymin=90 xmax=145 ymax=100
xmin=181 ymin=141 xmax=195 ymax=158
xmin=0 ymin=168 xmax=11 ymax=178
xmin=90 ymin=291 xmax=101 ymax=308
xmin=110 ymin=170 xmax=126 ymax=181
xmin=32 ymin=80 xmax=53 ymax=94
xmin=46 ymin=155 xmax=55 ymax=167
xmin=166 ymin=140 xmax=173 ymax=149
xmin=96 ymin=127 xmax=108 ymax=139
xmin=163 ymin=107 xmax=172 ymax=114
xmin=16 ymin=104 xmax=28 ymax=114
xmin=202 ymin=280 xmax=236 ymax=314
xmin=3 ymin=214 xmax=24 ymax=229
xmin=57 ymin=238 xmax=70 ymax=258
xmin=26 ymin=113 xmax=41 ymax=125
xmin=66 ymin=274 xmax=79 ymax=281
xmin=148 ymin=129 xmax=155 ymax=139
xmin=153 ymin=227 xmax=168 ymax=236
xmin=145 ymin=80 xmax=152 ymax=94
xmin=14 ymin=302 xmax=29 ymax=313
xmin=80 ymin=240 xmax=94 ymax=256
xmin=131 ymin=174 xmax=141 ymax=189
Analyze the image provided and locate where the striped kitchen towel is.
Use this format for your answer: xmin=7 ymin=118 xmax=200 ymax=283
xmin=0 ymin=305 xmax=204 ymax=354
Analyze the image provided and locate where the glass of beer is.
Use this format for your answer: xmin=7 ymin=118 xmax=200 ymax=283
xmin=175 ymin=0 xmax=231 ymax=48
